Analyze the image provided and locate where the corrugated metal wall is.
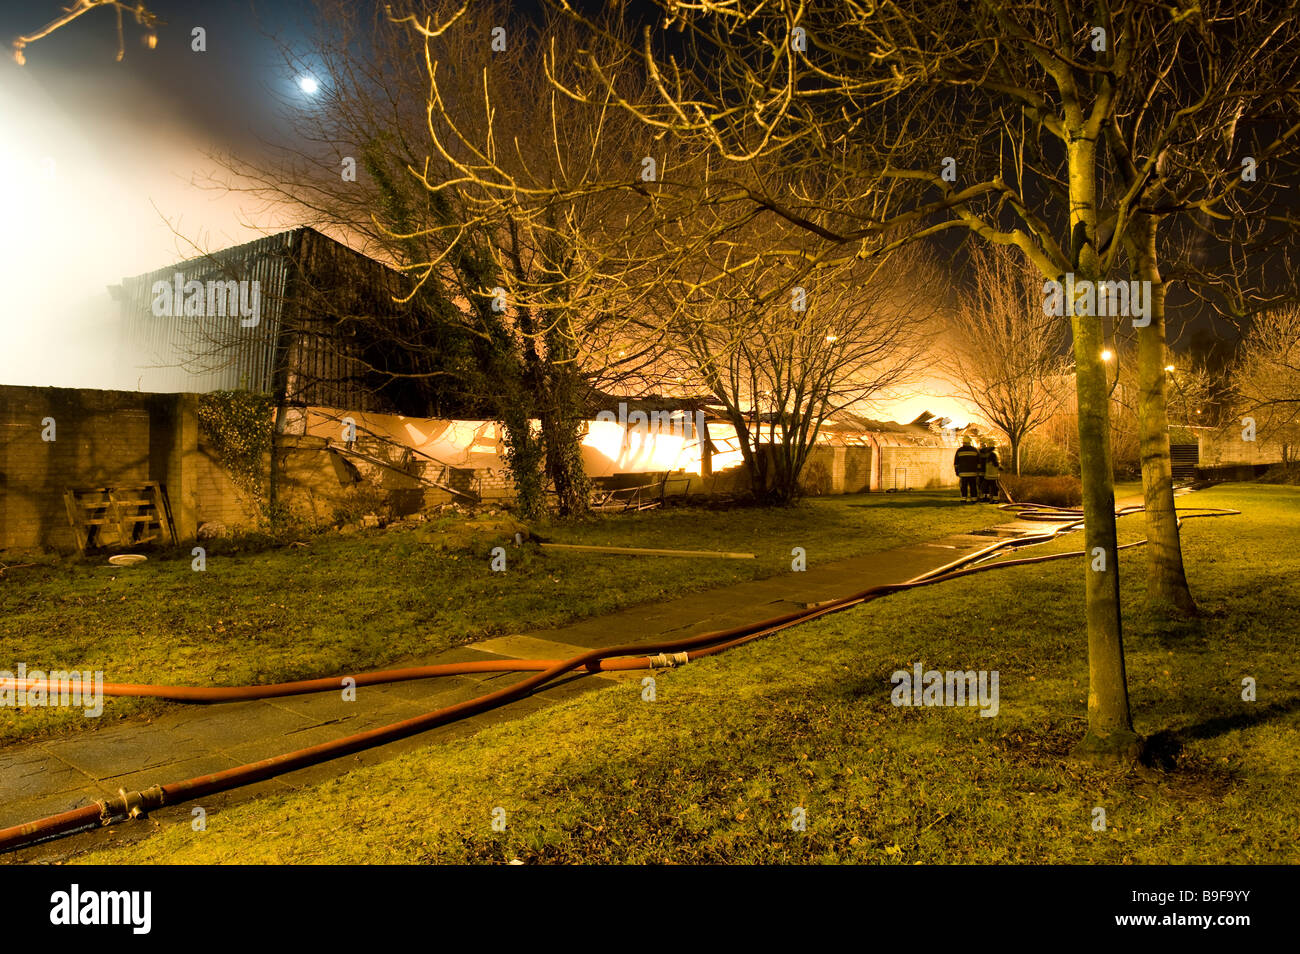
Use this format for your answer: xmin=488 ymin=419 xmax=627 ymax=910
xmin=279 ymin=229 xmax=401 ymax=412
xmin=118 ymin=229 xmax=405 ymax=413
xmin=119 ymin=232 xmax=291 ymax=394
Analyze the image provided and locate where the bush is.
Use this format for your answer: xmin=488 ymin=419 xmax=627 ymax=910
xmin=999 ymin=474 xmax=1082 ymax=507
xmin=196 ymin=391 xmax=275 ymax=512
xmin=1258 ymin=463 xmax=1300 ymax=485
xmin=1018 ymin=434 xmax=1076 ymax=476
xmin=331 ymin=483 xmax=394 ymax=527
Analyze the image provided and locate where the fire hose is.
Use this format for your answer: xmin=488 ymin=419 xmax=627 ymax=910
xmin=0 ymin=500 xmax=1239 ymax=852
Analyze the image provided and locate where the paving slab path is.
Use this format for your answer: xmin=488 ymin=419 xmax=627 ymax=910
xmin=1 ymin=497 xmax=1122 ymax=862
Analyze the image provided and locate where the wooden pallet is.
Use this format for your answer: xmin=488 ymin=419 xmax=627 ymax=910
xmin=64 ymin=482 xmax=176 ymax=555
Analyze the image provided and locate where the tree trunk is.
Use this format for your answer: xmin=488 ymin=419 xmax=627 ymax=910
xmin=538 ymin=359 xmax=591 ymax=518
xmin=538 ymin=313 xmax=590 ymax=518
xmin=541 ymin=410 xmax=590 ymax=518
xmin=700 ymin=417 xmax=714 ymax=478
xmin=734 ymin=415 xmax=769 ymax=499
xmin=771 ymin=423 xmax=809 ymax=504
xmin=1129 ymin=214 xmax=1197 ymax=615
xmin=269 ymin=405 xmax=283 ymax=523
xmin=1071 ymin=307 xmax=1141 ymax=760
xmin=501 ymin=404 xmax=544 ymax=521
xmin=1066 ymin=136 xmax=1141 ymax=762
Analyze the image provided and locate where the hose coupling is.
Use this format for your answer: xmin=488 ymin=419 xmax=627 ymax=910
xmin=647 ymin=651 xmax=690 ymax=669
xmin=97 ymin=784 xmax=166 ymax=823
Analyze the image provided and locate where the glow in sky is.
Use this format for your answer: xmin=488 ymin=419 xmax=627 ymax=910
xmin=0 ymin=1 xmax=311 ymax=390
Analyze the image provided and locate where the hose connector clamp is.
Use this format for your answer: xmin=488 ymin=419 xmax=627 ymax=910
xmin=647 ymin=651 xmax=689 ymax=669
xmin=97 ymin=784 xmax=167 ymax=824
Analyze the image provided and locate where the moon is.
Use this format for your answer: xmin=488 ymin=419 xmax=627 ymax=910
xmin=297 ymin=75 xmax=319 ymax=95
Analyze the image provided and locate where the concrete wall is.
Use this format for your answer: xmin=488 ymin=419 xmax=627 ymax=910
xmin=800 ymin=446 xmax=875 ymax=494
xmin=1198 ymin=428 xmax=1286 ymax=468
xmin=879 ymin=446 xmax=959 ymax=491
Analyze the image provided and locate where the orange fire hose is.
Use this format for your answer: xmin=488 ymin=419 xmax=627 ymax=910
xmin=0 ymin=502 xmax=1239 ymax=852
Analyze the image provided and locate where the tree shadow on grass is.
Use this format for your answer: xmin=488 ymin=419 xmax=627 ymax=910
xmin=1142 ymin=697 xmax=1300 ymax=770
xmin=1128 ymin=611 xmax=1212 ymax=649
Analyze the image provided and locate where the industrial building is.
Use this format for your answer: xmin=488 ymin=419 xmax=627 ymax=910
xmin=112 ymin=227 xmax=476 ymax=419
xmin=0 ymin=231 xmax=984 ymax=552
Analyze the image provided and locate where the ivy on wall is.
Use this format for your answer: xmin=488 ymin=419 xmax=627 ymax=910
xmin=196 ymin=390 xmax=275 ymax=514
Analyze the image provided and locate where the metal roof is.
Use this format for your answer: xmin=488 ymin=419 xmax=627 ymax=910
xmin=113 ymin=228 xmax=427 ymax=413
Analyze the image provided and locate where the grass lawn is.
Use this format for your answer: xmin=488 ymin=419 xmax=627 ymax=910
xmin=0 ymin=491 xmax=999 ymax=745
xmin=75 ymin=483 xmax=1299 ymax=864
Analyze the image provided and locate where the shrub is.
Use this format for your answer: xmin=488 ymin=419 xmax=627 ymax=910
xmin=999 ymin=474 xmax=1082 ymax=507
xmin=1258 ymin=463 xmax=1300 ymax=486
xmin=331 ymin=483 xmax=394 ymax=526
xmin=196 ymin=390 xmax=275 ymax=517
xmin=1018 ymin=434 xmax=1076 ymax=477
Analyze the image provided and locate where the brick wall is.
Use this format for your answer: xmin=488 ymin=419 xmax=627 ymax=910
xmin=0 ymin=386 xmax=179 ymax=551
xmin=474 ymin=467 xmax=514 ymax=501
xmin=193 ymin=442 xmax=262 ymax=529
xmin=3 ymin=383 xmax=973 ymax=553
xmin=0 ymin=384 xmax=272 ymax=552
xmin=842 ymin=446 xmax=872 ymax=493
xmin=800 ymin=446 xmax=875 ymax=494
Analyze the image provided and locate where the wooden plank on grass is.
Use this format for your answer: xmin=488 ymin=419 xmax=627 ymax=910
xmin=539 ymin=543 xmax=754 ymax=559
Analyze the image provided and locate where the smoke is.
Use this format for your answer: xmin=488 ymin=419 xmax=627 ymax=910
xmin=0 ymin=44 xmax=280 ymax=391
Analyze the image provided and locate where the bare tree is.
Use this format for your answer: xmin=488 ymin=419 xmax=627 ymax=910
xmin=668 ymin=226 xmax=936 ymax=501
xmin=204 ymin=0 xmax=696 ymax=518
xmin=1234 ymin=306 xmax=1300 ymax=465
xmin=542 ymin=0 xmax=1300 ymax=760
xmin=943 ymin=244 xmax=1070 ymax=475
xmin=12 ymin=0 xmax=159 ymax=64
xmin=396 ymin=1 xmax=708 ymax=515
xmin=1164 ymin=357 xmax=1222 ymax=432
xmin=1101 ymin=2 xmax=1300 ymax=615
xmin=551 ymin=0 xmax=1144 ymax=760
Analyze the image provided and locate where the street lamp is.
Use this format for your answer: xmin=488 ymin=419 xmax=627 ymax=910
xmin=1101 ymin=349 xmax=1113 ymax=361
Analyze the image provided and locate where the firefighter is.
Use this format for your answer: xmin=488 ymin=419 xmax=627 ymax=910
xmin=954 ymin=436 xmax=982 ymax=503
xmin=980 ymin=439 xmax=1001 ymax=502
xmin=975 ymin=438 xmax=990 ymax=500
